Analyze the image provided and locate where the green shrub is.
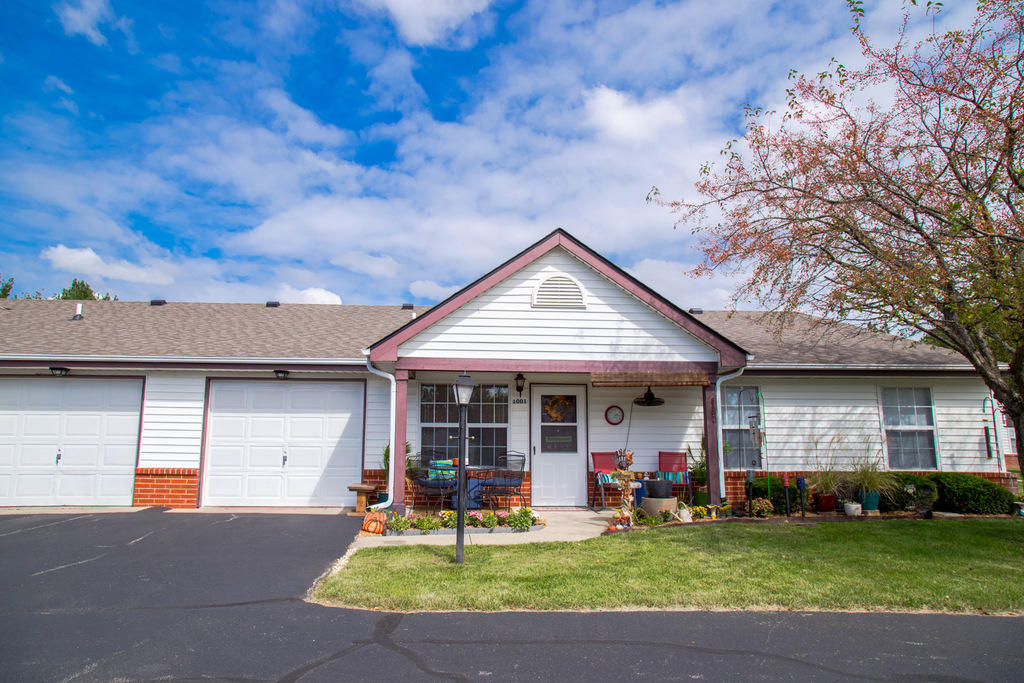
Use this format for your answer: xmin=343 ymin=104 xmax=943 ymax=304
xmin=507 ymin=507 xmax=534 ymax=530
xmin=749 ymin=476 xmax=799 ymax=512
xmin=751 ymin=497 xmax=774 ymax=518
xmin=413 ymin=516 xmax=442 ymax=533
xmin=386 ymin=514 xmax=411 ymax=532
xmin=879 ymin=473 xmax=938 ymax=512
xmin=928 ymin=473 xmax=1014 ymax=514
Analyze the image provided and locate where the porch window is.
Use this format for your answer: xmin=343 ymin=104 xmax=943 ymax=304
xmin=881 ymin=387 xmax=937 ymax=469
xmin=419 ymin=383 xmax=509 ymax=467
xmin=723 ymin=386 xmax=761 ymax=469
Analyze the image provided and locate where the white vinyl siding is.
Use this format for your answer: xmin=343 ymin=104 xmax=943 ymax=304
xmin=588 ymin=386 xmax=704 ymax=472
xmin=138 ymin=373 xmax=206 ymax=468
xmin=397 ymin=248 xmax=718 ymax=362
xmin=723 ymin=377 xmax=1000 ymax=473
xmin=931 ymin=378 xmax=1001 ymax=473
xmin=739 ymin=378 xmax=885 ymax=471
xmin=363 ymin=375 xmax=391 ymax=469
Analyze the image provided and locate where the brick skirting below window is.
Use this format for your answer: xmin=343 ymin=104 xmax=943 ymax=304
xmin=132 ymin=468 xmax=199 ymax=508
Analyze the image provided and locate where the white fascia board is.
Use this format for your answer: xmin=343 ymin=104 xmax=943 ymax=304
xmin=0 ymin=353 xmax=367 ymax=365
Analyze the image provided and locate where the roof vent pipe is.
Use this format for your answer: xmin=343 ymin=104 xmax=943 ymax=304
xmin=71 ymin=303 xmax=83 ymax=321
xmin=266 ymin=301 xmax=281 ymax=308
xmin=150 ymin=299 xmax=167 ymax=306
xmin=688 ymin=307 xmax=703 ymax=314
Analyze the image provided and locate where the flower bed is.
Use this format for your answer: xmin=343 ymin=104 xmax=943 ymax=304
xmin=384 ymin=507 xmax=544 ymax=535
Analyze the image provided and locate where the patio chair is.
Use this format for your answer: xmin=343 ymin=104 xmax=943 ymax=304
xmin=480 ymin=451 xmax=526 ymax=510
xmin=590 ymin=451 xmax=618 ymax=509
xmin=658 ymin=451 xmax=692 ymax=505
xmin=413 ymin=456 xmax=458 ymax=514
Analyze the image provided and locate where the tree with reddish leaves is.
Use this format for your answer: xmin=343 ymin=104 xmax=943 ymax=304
xmin=655 ymin=0 xmax=1024 ymax=457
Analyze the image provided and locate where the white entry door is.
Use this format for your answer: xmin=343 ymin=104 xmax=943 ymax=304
xmin=0 ymin=378 xmax=143 ymax=506
xmin=203 ymin=380 xmax=364 ymax=507
xmin=530 ymin=385 xmax=587 ymax=506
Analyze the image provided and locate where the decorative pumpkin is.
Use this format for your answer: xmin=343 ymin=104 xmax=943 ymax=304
xmin=362 ymin=511 xmax=386 ymax=535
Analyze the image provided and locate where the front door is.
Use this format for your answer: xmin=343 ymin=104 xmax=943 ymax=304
xmin=530 ymin=386 xmax=587 ymax=506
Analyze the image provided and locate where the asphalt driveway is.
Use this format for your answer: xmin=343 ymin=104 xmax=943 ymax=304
xmin=2 ymin=510 xmax=1023 ymax=682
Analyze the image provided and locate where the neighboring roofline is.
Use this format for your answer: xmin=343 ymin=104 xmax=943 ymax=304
xmin=368 ymin=228 xmax=750 ymax=366
xmin=0 ymin=354 xmax=367 ymax=365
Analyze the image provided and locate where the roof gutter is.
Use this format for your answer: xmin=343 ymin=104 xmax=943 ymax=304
xmin=363 ymin=351 xmax=396 ymax=512
xmin=745 ymin=362 xmax=981 ymax=371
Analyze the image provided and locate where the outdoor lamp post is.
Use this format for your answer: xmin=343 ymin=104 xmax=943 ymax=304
xmin=453 ymin=371 xmax=476 ymax=564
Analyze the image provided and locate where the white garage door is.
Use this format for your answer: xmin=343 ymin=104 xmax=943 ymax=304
xmin=203 ymin=380 xmax=364 ymax=507
xmin=0 ymin=378 xmax=143 ymax=506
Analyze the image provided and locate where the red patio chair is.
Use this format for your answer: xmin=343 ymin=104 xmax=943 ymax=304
xmin=591 ymin=451 xmax=618 ymax=509
xmin=658 ymin=451 xmax=692 ymax=505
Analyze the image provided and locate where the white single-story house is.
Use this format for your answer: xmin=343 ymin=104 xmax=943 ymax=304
xmin=0 ymin=230 xmax=1015 ymax=509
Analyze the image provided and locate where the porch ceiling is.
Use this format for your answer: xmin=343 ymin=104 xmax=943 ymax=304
xmin=590 ymin=371 xmax=710 ymax=387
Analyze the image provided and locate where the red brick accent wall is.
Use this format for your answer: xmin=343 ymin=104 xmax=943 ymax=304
xmin=1006 ymin=454 xmax=1019 ymax=471
xmin=723 ymin=469 xmax=1019 ymax=506
xmin=132 ymin=468 xmax=199 ymax=508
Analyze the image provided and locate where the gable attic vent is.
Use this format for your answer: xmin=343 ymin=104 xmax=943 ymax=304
xmin=532 ymin=275 xmax=586 ymax=309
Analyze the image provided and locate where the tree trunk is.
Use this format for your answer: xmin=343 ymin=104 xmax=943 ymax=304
xmin=1013 ymin=409 xmax=1024 ymax=470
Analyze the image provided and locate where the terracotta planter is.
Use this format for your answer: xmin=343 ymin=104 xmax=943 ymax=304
xmin=813 ymin=493 xmax=837 ymax=512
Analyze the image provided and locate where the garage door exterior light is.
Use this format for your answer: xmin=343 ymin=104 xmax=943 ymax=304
xmin=49 ymin=367 xmax=70 ymax=377
xmin=274 ymin=370 xmax=289 ymax=380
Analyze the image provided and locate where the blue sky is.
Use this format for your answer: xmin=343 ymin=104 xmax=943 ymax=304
xmin=0 ymin=0 xmax=959 ymax=306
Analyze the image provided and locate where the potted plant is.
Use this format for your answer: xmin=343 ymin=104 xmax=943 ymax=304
xmin=843 ymin=500 xmax=862 ymax=516
xmin=689 ymin=443 xmax=708 ymax=506
xmin=846 ymin=456 xmax=899 ymax=514
xmin=809 ymin=467 xmax=844 ymax=513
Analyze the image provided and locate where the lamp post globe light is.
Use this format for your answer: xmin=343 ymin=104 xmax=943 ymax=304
xmin=453 ymin=372 xmax=476 ymax=564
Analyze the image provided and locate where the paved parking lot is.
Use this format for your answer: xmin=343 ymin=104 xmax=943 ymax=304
xmin=2 ymin=510 xmax=1023 ymax=681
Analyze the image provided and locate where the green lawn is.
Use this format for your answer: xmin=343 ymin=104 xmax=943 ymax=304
xmin=315 ymin=519 xmax=1024 ymax=613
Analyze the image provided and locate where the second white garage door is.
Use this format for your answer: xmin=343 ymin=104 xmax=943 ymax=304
xmin=202 ymin=380 xmax=364 ymax=507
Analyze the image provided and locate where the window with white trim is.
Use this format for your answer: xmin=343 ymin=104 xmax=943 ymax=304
xmin=723 ymin=385 xmax=761 ymax=469
xmin=419 ymin=384 xmax=509 ymax=467
xmin=1003 ymin=411 xmax=1018 ymax=455
xmin=881 ymin=387 xmax=937 ymax=469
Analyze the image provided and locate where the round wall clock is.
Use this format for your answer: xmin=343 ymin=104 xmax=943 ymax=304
xmin=604 ymin=405 xmax=625 ymax=425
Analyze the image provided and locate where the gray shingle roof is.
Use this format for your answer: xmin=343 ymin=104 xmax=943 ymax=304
xmin=0 ymin=300 xmax=969 ymax=368
xmin=0 ymin=300 xmax=421 ymax=360
xmin=694 ymin=310 xmax=968 ymax=367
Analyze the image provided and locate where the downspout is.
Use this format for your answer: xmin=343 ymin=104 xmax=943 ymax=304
xmin=364 ymin=351 xmax=397 ymax=511
xmin=984 ymin=394 xmax=1004 ymax=473
xmin=715 ymin=365 xmax=748 ymax=501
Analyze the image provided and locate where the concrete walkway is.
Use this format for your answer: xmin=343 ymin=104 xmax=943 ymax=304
xmin=350 ymin=509 xmax=609 ymax=549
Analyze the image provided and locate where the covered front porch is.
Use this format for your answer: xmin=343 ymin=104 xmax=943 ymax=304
xmin=384 ymin=360 xmax=726 ymax=513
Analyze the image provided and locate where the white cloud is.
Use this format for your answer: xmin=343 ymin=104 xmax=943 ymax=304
xmin=275 ymin=284 xmax=343 ymax=305
xmin=330 ymin=251 xmax=400 ymax=278
xmin=43 ymin=76 xmax=73 ymax=95
xmin=259 ymin=88 xmax=346 ymax=146
xmin=359 ymin=0 xmax=492 ymax=45
xmin=55 ymin=0 xmax=131 ymax=47
xmin=408 ymin=279 xmax=459 ymax=301
xmin=41 ymin=244 xmax=176 ymax=285
xmin=583 ymin=86 xmax=686 ymax=143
